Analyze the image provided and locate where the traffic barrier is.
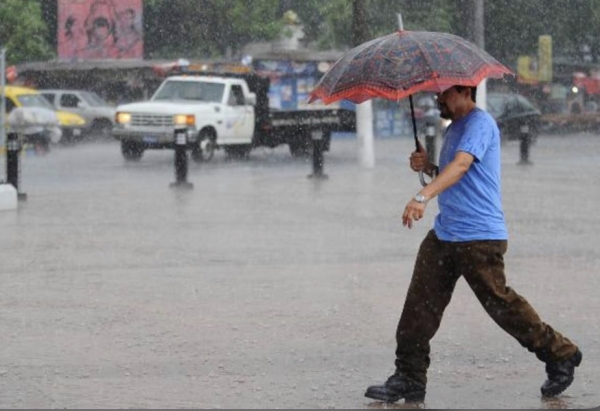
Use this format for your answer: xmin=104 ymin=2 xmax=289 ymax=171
xmin=518 ymin=124 xmax=533 ymax=165
xmin=307 ymin=129 xmax=328 ymax=179
xmin=5 ymin=132 xmax=27 ymax=200
xmin=169 ymin=127 xmax=194 ymax=189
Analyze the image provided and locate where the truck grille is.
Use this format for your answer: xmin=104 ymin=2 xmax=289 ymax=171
xmin=131 ymin=114 xmax=173 ymax=127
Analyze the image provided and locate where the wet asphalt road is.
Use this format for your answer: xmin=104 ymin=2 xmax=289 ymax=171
xmin=0 ymin=133 xmax=598 ymax=409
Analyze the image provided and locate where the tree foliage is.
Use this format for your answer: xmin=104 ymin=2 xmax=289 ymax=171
xmin=486 ymin=0 xmax=581 ymax=64
xmin=4 ymin=0 xmax=600 ymax=70
xmin=0 ymin=0 xmax=54 ymax=65
xmin=285 ymin=0 xmax=600 ymax=68
xmin=144 ymin=0 xmax=283 ymax=59
xmin=289 ymin=0 xmax=456 ymax=51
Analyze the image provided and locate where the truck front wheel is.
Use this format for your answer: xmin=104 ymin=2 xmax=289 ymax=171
xmin=192 ymin=130 xmax=216 ymax=162
xmin=121 ymin=141 xmax=144 ymax=161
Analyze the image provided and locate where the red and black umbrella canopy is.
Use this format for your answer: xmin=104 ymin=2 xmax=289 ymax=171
xmin=309 ymin=30 xmax=513 ymax=105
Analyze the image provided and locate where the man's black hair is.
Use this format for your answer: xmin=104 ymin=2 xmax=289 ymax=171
xmin=454 ymin=86 xmax=477 ymax=103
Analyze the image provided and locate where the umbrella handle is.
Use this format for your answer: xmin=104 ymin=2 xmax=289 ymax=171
xmin=418 ymin=166 xmax=439 ymax=187
xmin=409 ymin=95 xmax=424 ymax=186
xmin=419 ymin=171 xmax=427 ymax=187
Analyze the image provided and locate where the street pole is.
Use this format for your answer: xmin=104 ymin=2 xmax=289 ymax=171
xmin=353 ymin=0 xmax=375 ymax=169
xmin=473 ymin=0 xmax=487 ymax=111
xmin=1 ymin=48 xmax=6 ymax=148
xmin=169 ymin=127 xmax=193 ymax=190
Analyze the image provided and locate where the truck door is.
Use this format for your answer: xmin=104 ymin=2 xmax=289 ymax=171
xmin=223 ymin=84 xmax=254 ymax=144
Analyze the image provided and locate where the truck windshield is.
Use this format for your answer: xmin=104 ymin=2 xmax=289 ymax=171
xmin=153 ymin=81 xmax=225 ymax=103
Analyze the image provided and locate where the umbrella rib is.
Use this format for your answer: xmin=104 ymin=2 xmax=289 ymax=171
xmin=404 ymin=32 xmax=436 ymax=149
xmin=315 ymin=37 xmax=384 ymax=103
xmin=411 ymin=33 xmax=438 ymax=89
xmin=360 ymin=32 xmax=395 ymax=96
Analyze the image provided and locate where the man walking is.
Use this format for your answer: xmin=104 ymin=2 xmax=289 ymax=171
xmin=365 ymin=85 xmax=581 ymax=403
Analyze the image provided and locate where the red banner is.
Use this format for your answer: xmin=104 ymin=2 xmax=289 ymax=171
xmin=573 ymin=72 xmax=600 ymax=95
xmin=58 ymin=0 xmax=143 ymax=60
xmin=5 ymin=66 xmax=18 ymax=83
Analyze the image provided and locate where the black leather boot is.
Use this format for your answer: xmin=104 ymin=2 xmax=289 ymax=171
xmin=541 ymin=349 xmax=582 ymax=397
xmin=365 ymin=372 xmax=426 ymax=403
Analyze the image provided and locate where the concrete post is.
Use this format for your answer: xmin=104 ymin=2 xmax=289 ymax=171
xmin=474 ymin=0 xmax=487 ymax=112
xmin=356 ymin=100 xmax=374 ymax=169
xmin=353 ymin=0 xmax=375 ymax=169
xmin=308 ymin=129 xmax=328 ymax=179
xmin=518 ymin=124 xmax=533 ymax=165
xmin=170 ymin=127 xmax=194 ymax=189
xmin=6 ymin=132 xmax=27 ymax=200
xmin=1 ymin=48 xmax=6 ymax=149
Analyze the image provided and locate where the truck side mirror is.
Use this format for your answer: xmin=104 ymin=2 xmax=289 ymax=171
xmin=246 ymin=93 xmax=257 ymax=106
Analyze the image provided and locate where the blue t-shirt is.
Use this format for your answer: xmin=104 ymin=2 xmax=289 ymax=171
xmin=433 ymin=108 xmax=508 ymax=242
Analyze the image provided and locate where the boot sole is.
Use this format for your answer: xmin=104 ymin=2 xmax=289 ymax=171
xmin=541 ymin=376 xmax=574 ymax=397
xmin=541 ymin=350 xmax=582 ymax=397
xmin=365 ymin=389 xmax=426 ymax=403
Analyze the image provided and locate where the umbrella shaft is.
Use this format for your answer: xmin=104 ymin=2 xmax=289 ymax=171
xmin=409 ymin=95 xmax=420 ymax=151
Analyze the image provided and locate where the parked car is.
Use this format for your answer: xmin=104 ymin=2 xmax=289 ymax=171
xmin=3 ymin=85 xmax=86 ymax=145
xmin=487 ymin=92 xmax=541 ymax=143
xmin=41 ymin=89 xmax=115 ymax=140
xmin=6 ymin=107 xmax=62 ymax=153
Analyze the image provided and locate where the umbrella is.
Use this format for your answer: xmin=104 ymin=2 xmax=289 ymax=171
xmin=308 ymin=29 xmax=513 ymax=154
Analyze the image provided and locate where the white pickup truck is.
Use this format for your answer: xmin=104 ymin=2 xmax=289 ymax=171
xmin=113 ymin=75 xmax=257 ymax=161
xmin=112 ymin=72 xmax=356 ymax=161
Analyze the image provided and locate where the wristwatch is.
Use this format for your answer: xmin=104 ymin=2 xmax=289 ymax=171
xmin=413 ymin=193 xmax=428 ymax=204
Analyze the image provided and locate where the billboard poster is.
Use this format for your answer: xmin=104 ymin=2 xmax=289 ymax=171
xmin=58 ymin=0 xmax=143 ymax=60
xmin=252 ymin=59 xmax=343 ymax=109
xmin=517 ymin=55 xmax=539 ymax=85
xmin=538 ymin=35 xmax=553 ymax=82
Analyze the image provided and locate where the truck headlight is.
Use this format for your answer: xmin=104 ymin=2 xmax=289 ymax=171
xmin=173 ymin=114 xmax=195 ymax=127
xmin=116 ymin=112 xmax=132 ymax=124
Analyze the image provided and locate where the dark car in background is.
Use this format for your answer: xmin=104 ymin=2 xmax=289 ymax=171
xmin=487 ymin=92 xmax=541 ymax=143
